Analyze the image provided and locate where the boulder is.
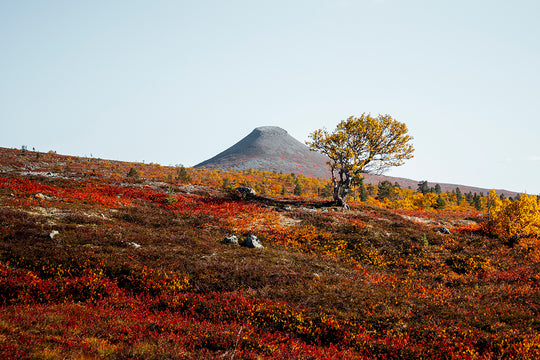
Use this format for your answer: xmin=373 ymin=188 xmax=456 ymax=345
xmin=221 ymin=235 xmax=239 ymax=245
xmin=244 ymin=234 xmax=264 ymax=249
xmin=234 ymin=187 xmax=256 ymax=197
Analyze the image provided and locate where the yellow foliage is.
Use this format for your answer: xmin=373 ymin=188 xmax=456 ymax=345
xmin=307 ymin=114 xmax=414 ymax=175
xmin=306 ymin=114 xmax=414 ymax=205
xmin=488 ymin=190 xmax=540 ymax=240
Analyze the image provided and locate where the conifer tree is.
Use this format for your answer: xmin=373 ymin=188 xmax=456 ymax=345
xmin=293 ymin=180 xmax=304 ymax=196
xmin=127 ymin=167 xmax=139 ymax=179
xmin=418 ymin=181 xmax=429 ymax=195
xmin=456 ymin=187 xmax=463 ymax=205
xmin=359 ymin=178 xmax=368 ymax=202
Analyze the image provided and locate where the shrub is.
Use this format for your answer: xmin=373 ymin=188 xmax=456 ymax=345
xmin=487 ymin=190 xmax=540 ymax=241
xmin=126 ymin=168 xmax=139 ymax=179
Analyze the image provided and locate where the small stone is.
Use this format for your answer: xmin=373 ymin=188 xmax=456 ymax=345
xmin=244 ymin=234 xmax=263 ymax=249
xmin=128 ymin=242 xmax=141 ymax=248
xmin=49 ymin=230 xmax=59 ymax=239
xmin=221 ymin=235 xmax=239 ymax=245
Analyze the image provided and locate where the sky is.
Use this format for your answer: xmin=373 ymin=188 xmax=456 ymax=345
xmin=1 ymin=0 xmax=539 ymax=194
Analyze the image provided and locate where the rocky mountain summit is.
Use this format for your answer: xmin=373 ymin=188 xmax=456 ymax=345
xmin=195 ymin=126 xmax=330 ymax=178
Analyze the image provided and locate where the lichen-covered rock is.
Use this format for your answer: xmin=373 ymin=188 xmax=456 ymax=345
xmin=221 ymin=235 xmax=239 ymax=245
xmin=244 ymin=234 xmax=263 ymax=249
xmin=234 ymin=187 xmax=256 ymax=197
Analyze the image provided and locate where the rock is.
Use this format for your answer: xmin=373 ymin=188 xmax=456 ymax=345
xmin=221 ymin=235 xmax=239 ymax=245
xmin=49 ymin=230 xmax=59 ymax=239
xmin=128 ymin=242 xmax=141 ymax=248
xmin=438 ymin=227 xmax=451 ymax=235
xmin=244 ymin=234 xmax=264 ymax=249
xmin=234 ymin=187 xmax=256 ymax=197
xmin=35 ymin=193 xmax=45 ymax=200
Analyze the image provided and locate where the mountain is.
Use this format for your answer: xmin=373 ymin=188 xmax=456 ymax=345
xmin=194 ymin=126 xmax=331 ymax=178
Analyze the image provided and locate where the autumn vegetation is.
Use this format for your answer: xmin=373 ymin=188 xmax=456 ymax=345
xmin=307 ymin=114 xmax=414 ymax=208
xmin=0 ymin=146 xmax=539 ymax=359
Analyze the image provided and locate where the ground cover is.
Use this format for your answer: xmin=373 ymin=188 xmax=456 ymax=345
xmin=0 ymin=147 xmax=538 ymax=359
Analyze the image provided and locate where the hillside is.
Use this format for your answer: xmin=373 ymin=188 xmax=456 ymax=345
xmin=0 ymin=147 xmax=539 ymax=359
xmin=361 ymin=173 xmax=520 ymax=198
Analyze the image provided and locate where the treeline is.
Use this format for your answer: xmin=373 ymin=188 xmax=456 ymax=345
xmin=166 ymin=167 xmax=521 ymax=212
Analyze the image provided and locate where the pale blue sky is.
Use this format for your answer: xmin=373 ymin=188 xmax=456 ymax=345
xmin=1 ymin=0 xmax=539 ymax=194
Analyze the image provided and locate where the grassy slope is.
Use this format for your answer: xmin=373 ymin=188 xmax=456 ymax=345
xmin=0 ymin=148 xmax=539 ymax=359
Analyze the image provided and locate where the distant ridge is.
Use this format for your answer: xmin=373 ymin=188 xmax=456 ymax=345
xmin=360 ymin=173 xmax=519 ymax=198
xmin=194 ymin=126 xmax=331 ymax=178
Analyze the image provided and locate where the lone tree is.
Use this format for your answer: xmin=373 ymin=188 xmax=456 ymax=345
xmin=307 ymin=114 xmax=414 ymax=208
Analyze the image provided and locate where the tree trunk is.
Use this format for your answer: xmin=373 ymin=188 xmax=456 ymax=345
xmin=332 ymin=169 xmax=351 ymax=209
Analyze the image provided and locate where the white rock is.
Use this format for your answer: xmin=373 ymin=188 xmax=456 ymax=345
xmin=244 ymin=234 xmax=264 ymax=249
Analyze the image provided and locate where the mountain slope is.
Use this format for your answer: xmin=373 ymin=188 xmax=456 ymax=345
xmin=194 ymin=126 xmax=330 ymax=178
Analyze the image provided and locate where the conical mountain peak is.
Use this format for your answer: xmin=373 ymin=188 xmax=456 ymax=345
xmin=195 ymin=126 xmax=330 ymax=178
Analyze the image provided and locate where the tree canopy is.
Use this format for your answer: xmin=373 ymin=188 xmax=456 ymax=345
xmin=307 ymin=114 xmax=414 ymax=207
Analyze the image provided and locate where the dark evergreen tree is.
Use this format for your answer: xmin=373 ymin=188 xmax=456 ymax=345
xmin=378 ymin=180 xmax=396 ymax=200
xmin=359 ymin=178 xmax=368 ymax=202
xmin=176 ymin=165 xmax=191 ymax=181
xmin=434 ymin=195 xmax=446 ymax=209
xmin=473 ymin=194 xmax=482 ymax=210
xmin=293 ymin=180 xmax=304 ymax=196
xmin=126 ymin=168 xmax=139 ymax=179
xmin=455 ymin=187 xmax=463 ymax=205
xmin=418 ymin=181 xmax=429 ymax=195
xmin=466 ymin=192 xmax=473 ymax=204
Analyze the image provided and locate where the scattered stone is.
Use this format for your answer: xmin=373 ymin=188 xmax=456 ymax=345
xmin=49 ymin=230 xmax=59 ymax=239
xmin=128 ymin=242 xmax=141 ymax=249
xmin=234 ymin=187 xmax=256 ymax=197
xmin=221 ymin=235 xmax=239 ymax=245
xmin=244 ymin=234 xmax=264 ymax=249
xmin=438 ymin=227 xmax=451 ymax=235
xmin=35 ymin=193 xmax=45 ymax=200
